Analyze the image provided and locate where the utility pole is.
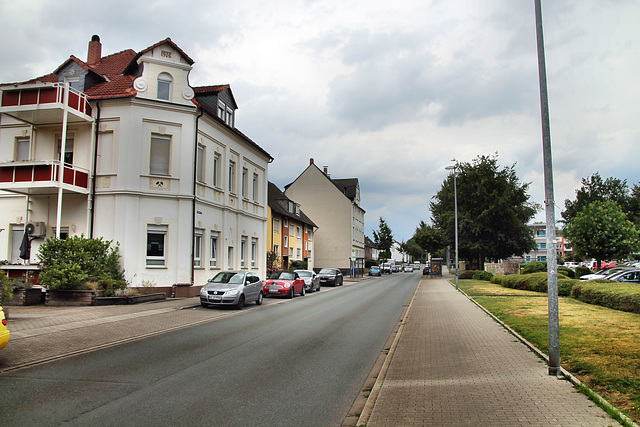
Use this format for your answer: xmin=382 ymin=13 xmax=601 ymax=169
xmin=534 ymin=0 xmax=560 ymax=376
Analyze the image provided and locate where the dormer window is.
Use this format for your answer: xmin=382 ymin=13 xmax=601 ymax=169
xmin=217 ymin=100 xmax=234 ymax=127
xmin=157 ymin=73 xmax=173 ymax=101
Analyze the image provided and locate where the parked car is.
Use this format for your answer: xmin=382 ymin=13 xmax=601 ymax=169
xmin=403 ymin=264 xmax=413 ymax=272
xmin=200 ymin=271 xmax=264 ymax=309
xmin=392 ymin=264 xmax=402 ymax=273
xmin=0 ymin=306 xmax=9 ymax=350
xmin=381 ymin=262 xmax=391 ymax=274
xmin=318 ymin=268 xmax=344 ymax=286
xmin=564 ymin=262 xmax=580 ymax=269
xmin=413 ymin=261 xmax=421 ymax=270
xmin=369 ymin=266 xmax=381 ymax=276
xmin=264 ymin=270 xmax=306 ymax=298
xmin=606 ymin=269 xmax=640 ymax=283
xmin=423 ymin=266 xmax=430 ymax=275
xmin=580 ymin=266 xmax=634 ymax=281
xmin=295 ymin=269 xmax=321 ymax=293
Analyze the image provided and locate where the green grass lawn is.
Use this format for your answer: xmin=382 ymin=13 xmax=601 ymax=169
xmin=457 ymin=279 xmax=640 ymax=423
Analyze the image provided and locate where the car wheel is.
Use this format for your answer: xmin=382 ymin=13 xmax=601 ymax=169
xmin=256 ymin=292 xmax=263 ymax=306
xmin=236 ymin=295 xmax=245 ymax=309
xmin=201 ymin=302 xmax=209 ymax=308
xmin=288 ymin=287 xmax=294 ymax=299
xmin=340 ymin=277 xmax=344 ymax=286
xmin=316 ymin=283 xmax=321 ymax=291
xmin=301 ymin=286 xmax=305 ymax=296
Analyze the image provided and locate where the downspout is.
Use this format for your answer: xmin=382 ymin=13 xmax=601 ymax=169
xmin=191 ymin=107 xmax=204 ymax=285
xmin=89 ymin=101 xmax=101 ymax=238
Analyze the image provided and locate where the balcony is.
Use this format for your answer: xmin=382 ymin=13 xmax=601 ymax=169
xmin=0 ymin=83 xmax=93 ymax=125
xmin=0 ymin=160 xmax=90 ymax=195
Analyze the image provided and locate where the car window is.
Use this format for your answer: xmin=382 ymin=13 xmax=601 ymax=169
xmin=210 ymin=272 xmax=244 ymax=284
xmin=319 ymin=268 xmax=333 ymax=274
xmin=297 ymin=271 xmax=312 ymax=277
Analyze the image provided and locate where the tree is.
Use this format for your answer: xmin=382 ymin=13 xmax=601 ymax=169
xmin=430 ymin=154 xmax=538 ymax=269
xmin=413 ymin=220 xmax=445 ymax=257
xmin=564 ymin=201 xmax=640 ymax=270
xmin=373 ymin=217 xmax=393 ymax=261
xmin=562 ymin=173 xmax=634 ymax=225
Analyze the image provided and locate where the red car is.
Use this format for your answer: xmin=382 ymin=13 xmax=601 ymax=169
xmin=263 ymin=271 xmax=305 ymax=298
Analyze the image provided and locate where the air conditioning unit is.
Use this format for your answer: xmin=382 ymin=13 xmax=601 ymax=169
xmin=26 ymin=221 xmax=46 ymax=237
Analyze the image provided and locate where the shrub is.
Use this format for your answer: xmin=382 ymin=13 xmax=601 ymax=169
xmin=489 ymin=272 xmax=579 ymax=296
xmin=472 ymin=270 xmax=494 ymax=281
xmin=520 ymin=261 xmax=547 ymax=274
xmin=1 ymin=271 xmax=12 ymax=305
xmin=365 ymin=259 xmax=377 ymax=268
xmin=459 ymin=270 xmax=477 ymax=280
xmin=558 ymin=266 xmax=575 ymax=279
xmin=38 ymin=235 xmax=125 ymax=292
xmin=574 ymin=266 xmax=593 ymax=279
xmin=571 ymin=281 xmax=640 ymax=314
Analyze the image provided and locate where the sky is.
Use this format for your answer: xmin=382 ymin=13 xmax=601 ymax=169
xmin=1 ymin=0 xmax=639 ymax=243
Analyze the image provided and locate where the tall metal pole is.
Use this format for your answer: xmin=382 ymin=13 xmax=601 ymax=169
xmin=446 ymin=164 xmax=459 ymax=290
xmin=534 ymin=0 xmax=560 ymax=376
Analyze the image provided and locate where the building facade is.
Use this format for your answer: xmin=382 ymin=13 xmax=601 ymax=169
xmin=520 ymin=224 xmax=572 ymax=263
xmin=267 ymin=182 xmax=317 ymax=270
xmin=284 ymin=159 xmax=365 ymax=269
xmin=0 ymin=36 xmax=272 ymax=287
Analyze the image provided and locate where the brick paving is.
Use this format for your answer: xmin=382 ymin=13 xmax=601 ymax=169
xmin=362 ymin=276 xmax=620 ymax=426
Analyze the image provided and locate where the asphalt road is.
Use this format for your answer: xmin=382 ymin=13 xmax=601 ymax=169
xmin=0 ymin=272 xmax=420 ymax=427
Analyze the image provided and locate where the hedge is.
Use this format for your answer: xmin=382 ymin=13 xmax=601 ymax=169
xmin=571 ymin=281 xmax=640 ymax=314
xmin=489 ymin=273 xmax=640 ymax=313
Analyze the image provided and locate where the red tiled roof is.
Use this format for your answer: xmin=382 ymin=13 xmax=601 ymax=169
xmin=194 ymin=85 xmax=230 ymax=94
xmin=91 ymin=49 xmax=137 ymax=79
xmin=84 ymin=74 xmax=137 ymax=99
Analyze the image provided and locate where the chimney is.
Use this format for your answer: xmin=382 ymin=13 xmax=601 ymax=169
xmin=87 ymin=35 xmax=102 ymax=65
xmin=323 ymin=166 xmax=328 ymax=175
xmin=309 ymin=158 xmax=314 ymax=165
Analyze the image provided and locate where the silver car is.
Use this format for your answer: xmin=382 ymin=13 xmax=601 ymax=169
xmin=295 ymin=269 xmax=321 ymax=293
xmin=200 ymin=271 xmax=263 ymax=309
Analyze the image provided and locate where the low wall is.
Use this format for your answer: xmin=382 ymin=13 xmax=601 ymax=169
xmin=485 ymin=262 xmax=521 ymax=275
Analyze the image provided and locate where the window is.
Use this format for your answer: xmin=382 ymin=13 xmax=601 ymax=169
xmin=227 ymin=246 xmax=234 ymax=269
xmin=296 ymin=226 xmax=301 ymax=239
xmin=218 ymin=101 xmax=226 ymax=120
xmin=536 ymin=230 xmax=546 ymax=237
xmin=226 ymin=107 xmax=234 ymax=127
xmin=194 ymin=229 xmax=203 ymax=267
xmin=241 ymin=237 xmax=247 ymax=268
xmin=252 ymin=173 xmax=258 ymax=201
xmin=10 ymin=226 xmax=24 ymax=263
xmin=53 ymin=227 xmax=69 ymax=240
xmin=251 ymin=238 xmax=257 ymax=267
xmin=228 ymin=160 xmax=236 ymax=193
xmin=273 ymin=218 xmax=280 ymax=233
xmin=150 ymin=134 xmax=171 ymax=176
xmin=57 ymin=137 xmax=74 ymax=165
xmin=242 ymin=168 xmax=247 ymax=198
xmin=196 ymin=145 xmax=204 ymax=183
xmin=290 ymin=224 xmax=294 ymax=237
xmin=16 ymin=137 xmax=29 ymax=161
xmin=284 ymin=218 xmax=288 ymax=227
xmin=210 ymin=232 xmax=219 ymax=267
xmin=273 ymin=244 xmax=279 ymax=255
xmin=147 ymin=225 xmax=167 ymax=267
xmin=296 ymin=248 xmax=301 ymax=259
xmin=213 ymin=153 xmax=220 ymax=187
xmin=157 ymin=73 xmax=172 ymax=101
xmin=538 ymin=243 xmax=547 ymax=250
xmin=284 ymin=235 xmax=288 ymax=248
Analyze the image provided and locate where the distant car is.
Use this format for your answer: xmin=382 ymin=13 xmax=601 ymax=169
xmin=264 ymin=270 xmax=306 ymax=298
xmin=295 ymin=269 xmax=321 ymax=293
xmin=200 ymin=271 xmax=264 ymax=309
xmin=381 ymin=263 xmax=391 ymax=274
xmin=423 ymin=266 xmax=430 ymax=275
xmin=580 ymin=266 xmax=634 ymax=281
xmin=392 ymin=265 xmax=402 ymax=273
xmin=369 ymin=266 xmax=381 ymax=276
xmin=0 ymin=306 xmax=9 ymax=350
xmin=318 ymin=268 xmax=344 ymax=286
xmin=413 ymin=261 xmax=421 ymax=270
xmin=564 ymin=262 xmax=580 ymax=269
xmin=403 ymin=265 xmax=413 ymax=272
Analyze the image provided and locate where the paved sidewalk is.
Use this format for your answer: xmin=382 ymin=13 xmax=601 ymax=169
xmin=359 ymin=274 xmax=620 ymax=426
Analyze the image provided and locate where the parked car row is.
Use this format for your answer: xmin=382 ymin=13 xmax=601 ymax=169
xmin=199 ymin=268 xmax=344 ymax=309
xmin=579 ymin=266 xmax=640 ymax=283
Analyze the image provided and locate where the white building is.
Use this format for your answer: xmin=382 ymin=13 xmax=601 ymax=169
xmin=0 ymin=36 xmax=272 ymax=287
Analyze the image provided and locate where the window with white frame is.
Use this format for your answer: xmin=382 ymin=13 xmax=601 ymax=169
xmin=240 ymin=237 xmax=247 ymax=268
xmin=251 ymin=238 xmax=257 ymax=267
xmin=252 ymin=173 xmax=258 ymax=202
xmin=217 ymin=101 xmax=225 ymax=120
xmin=273 ymin=218 xmax=280 ymax=233
xmin=147 ymin=225 xmax=167 ymax=267
xmin=196 ymin=145 xmax=204 ymax=183
xmin=296 ymin=248 xmax=301 ymax=259
xmin=242 ymin=168 xmax=247 ymax=198
xmin=150 ymin=134 xmax=171 ymax=176
xmin=16 ymin=137 xmax=30 ymax=161
xmin=284 ymin=235 xmax=288 ymax=248
xmin=227 ymin=246 xmax=233 ymax=269
xmin=284 ymin=218 xmax=288 ymax=227
xmin=213 ymin=153 xmax=220 ymax=187
xmin=57 ymin=137 xmax=74 ymax=165
xmin=210 ymin=232 xmax=219 ymax=268
xmin=290 ymin=224 xmax=294 ymax=237
xmin=226 ymin=107 xmax=234 ymax=127
xmin=194 ymin=229 xmax=203 ymax=267
xmin=273 ymin=244 xmax=279 ymax=255
xmin=229 ymin=160 xmax=236 ymax=194
xmin=296 ymin=226 xmax=301 ymax=239
xmin=157 ymin=73 xmax=172 ymax=101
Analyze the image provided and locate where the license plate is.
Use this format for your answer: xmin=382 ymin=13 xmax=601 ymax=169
xmin=209 ymin=295 xmax=222 ymax=301
xmin=269 ymin=289 xmax=280 ymax=294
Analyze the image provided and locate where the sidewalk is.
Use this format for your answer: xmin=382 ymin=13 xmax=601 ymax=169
xmin=358 ymin=272 xmax=621 ymax=426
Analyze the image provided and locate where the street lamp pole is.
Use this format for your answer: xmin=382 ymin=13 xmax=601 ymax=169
xmin=445 ymin=164 xmax=459 ymax=290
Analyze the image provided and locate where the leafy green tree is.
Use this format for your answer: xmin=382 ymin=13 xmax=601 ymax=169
xmin=562 ymin=173 xmax=635 ymax=225
xmin=565 ymin=201 xmax=640 ymax=270
xmin=430 ymin=154 xmax=538 ymax=269
xmin=413 ymin=220 xmax=445 ymax=257
xmin=404 ymin=237 xmax=424 ymax=261
xmin=373 ymin=217 xmax=393 ymax=261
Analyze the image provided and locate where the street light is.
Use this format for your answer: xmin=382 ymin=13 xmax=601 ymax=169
xmin=445 ymin=163 xmax=458 ymax=290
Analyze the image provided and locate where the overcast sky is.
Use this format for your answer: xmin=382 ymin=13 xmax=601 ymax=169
xmin=1 ymin=0 xmax=638 ymax=243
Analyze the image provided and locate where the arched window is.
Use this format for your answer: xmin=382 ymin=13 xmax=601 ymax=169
xmin=157 ymin=73 xmax=173 ymax=100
